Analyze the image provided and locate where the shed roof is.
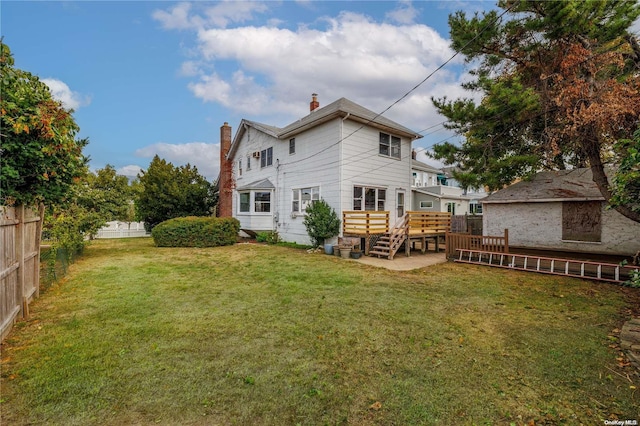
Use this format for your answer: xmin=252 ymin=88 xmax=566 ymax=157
xmin=481 ymin=168 xmax=605 ymax=204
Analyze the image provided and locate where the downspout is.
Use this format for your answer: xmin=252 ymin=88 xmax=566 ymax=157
xmin=275 ymin=159 xmax=280 ymax=232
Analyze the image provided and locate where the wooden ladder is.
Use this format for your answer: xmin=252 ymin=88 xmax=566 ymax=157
xmin=454 ymin=249 xmax=639 ymax=284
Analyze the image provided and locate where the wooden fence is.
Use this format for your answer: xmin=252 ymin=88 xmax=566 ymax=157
xmin=1 ymin=205 xmax=44 ymax=341
xmin=451 ymin=215 xmax=483 ymax=235
xmin=445 ymin=229 xmax=509 ymax=259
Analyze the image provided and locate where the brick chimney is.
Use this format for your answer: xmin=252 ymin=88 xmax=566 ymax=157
xmin=310 ymin=93 xmax=319 ymax=112
xmin=218 ymin=122 xmax=233 ymax=217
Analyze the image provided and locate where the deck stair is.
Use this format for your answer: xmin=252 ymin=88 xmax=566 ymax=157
xmin=454 ymin=249 xmax=639 ymax=284
xmin=369 ymin=215 xmax=409 ymax=260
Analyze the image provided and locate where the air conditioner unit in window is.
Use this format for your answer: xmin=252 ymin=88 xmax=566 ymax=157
xmin=252 ymin=151 xmax=261 ymax=158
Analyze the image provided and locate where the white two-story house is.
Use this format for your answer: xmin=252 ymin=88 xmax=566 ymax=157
xmin=217 ymin=95 xmax=423 ymax=245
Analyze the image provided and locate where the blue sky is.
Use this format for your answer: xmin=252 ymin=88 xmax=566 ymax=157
xmin=3 ymin=0 xmax=502 ymax=180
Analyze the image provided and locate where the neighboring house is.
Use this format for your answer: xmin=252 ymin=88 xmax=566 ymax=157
xmin=411 ymin=158 xmax=487 ymax=215
xmin=217 ymin=95 xmax=423 ymax=245
xmin=481 ymin=168 xmax=640 ymax=256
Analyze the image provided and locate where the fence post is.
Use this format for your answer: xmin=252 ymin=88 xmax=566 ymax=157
xmin=34 ymin=203 xmax=45 ymax=298
xmin=16 ymin=205 xmax=28 ymax=319
xmin=504 ymin=228 xmax=509 ymax=254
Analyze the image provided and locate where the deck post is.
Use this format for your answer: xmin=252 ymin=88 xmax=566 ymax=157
xmin=504 ymin=228 xmax=509 ymax=253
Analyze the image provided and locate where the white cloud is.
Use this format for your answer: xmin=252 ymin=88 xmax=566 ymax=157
xmin=386 ymin=0 xmax=419 ymax=25
xmin=152 ymin=1 xmax=268 ymax=30
xmin=152 ymin=3 xmax=204 ymax=30
xmin=41 ymin=78 xmax=91 ymax=110
xmin=135 ymin=142 xmax=220 ymax=180
xmin=154 ymin=3 xmax=472 ymax=139
xmin=632 ymin=16 xmax=640 ymax=34
xmin=117 ymin=165 xmax=145 ymax=178
xmin=184 ymin=11 xmax=458 ymax=124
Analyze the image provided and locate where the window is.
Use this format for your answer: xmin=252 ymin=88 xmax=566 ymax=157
xmin=353 ymin=186 xmax=386 ymax=211
xmin=254 ymin=192 xmax=271 ymax=212
xmin=289 ymin=138 xmax=296 ymax=155
xmin=562 ymin=201 xmax=601 ymax=242
xmin=260 ymin=147 xmax=273 ymax=168
xmin=420 ymin=200 xmax=433 ymax=209
xmin=379 ymin=132 xmax=401 ymax=159
xmin=397 ymin=192 xmax=405 ymax=217
xmin=292 ymin=186 xmax=319 ymax=213
xmin=246 ymin=155 xmax=251 ymax=171
xmin=469 ymin=202 xmax=482 ymax=214
xmin=446 ymin=202 xmax=456 ymax=215
xmin=239 ymin=192 xmax=250 ymax=212
xmin=238 ymin=159 xmax=242 ymax=176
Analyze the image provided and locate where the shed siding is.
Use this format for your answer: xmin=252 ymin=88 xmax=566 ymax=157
xmin=483 ymin=202 xmax=640 ymax=255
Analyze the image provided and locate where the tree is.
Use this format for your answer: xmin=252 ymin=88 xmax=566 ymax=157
xmin=76 ymin=165 xmax=133 ymax=223
xmin=431 ymin=0 xmax=640 ymax=222
xmin=1 ymin=41 xmax=88 ymax=207
xmin=303 ymin=199 xmax=341 ymax=248
xmin=136 ymin=155 xmax=214 ymax=230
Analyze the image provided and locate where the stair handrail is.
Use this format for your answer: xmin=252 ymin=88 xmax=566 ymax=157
xmin=388 ymin=214 xmax=409 ymax=256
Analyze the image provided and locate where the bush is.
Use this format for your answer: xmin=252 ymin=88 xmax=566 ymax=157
xmin=303 ymin=199 xmax=341 ymax=247
xmin=152 ymin=216 xmax=240 ymax=247
xmin=256 ymin=231 xmax=279 ymax=244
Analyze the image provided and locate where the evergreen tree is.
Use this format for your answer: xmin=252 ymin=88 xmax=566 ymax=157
xmin=136 ymin=155 xmax=214 ymax=230
xmin=432 ymin=0 xmax=640 ymax=222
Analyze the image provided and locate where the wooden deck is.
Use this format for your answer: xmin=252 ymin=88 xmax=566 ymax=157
xmin=342 ymin=211 xmax=451 ymax=259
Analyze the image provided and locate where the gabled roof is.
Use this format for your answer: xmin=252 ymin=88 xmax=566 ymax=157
xmin=226 ymin=97 xmax=422 ymax=161
xmin=228 ymin=119 xmax=281 ymax=159
xmin=236 ymin=178 xmax=275 ymax=191
xmin=412 ymin=159 xmax=442 ymax=174
xmin=279 ymin=97 xmax=423 ymax=140
xmin=481 ymin=168 xmax=605 ymax=204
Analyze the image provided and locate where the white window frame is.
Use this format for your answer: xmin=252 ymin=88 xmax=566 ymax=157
xmin=292 ymin=186 xmax=320 ymax=214
xmin=420 ymin=200 xmax=433 ymax=209
xmin=238 ymin=159 xmax=242 ymax=176
xmin=289 ymin=138 xmax=296 ymax=155
xmin=246 ymin=155 xmax=251 ymax=171
xmin=239 ymin=192 xmax=250 ymax=213
xmin=238 ymin=191 xmax=272 ymax=215
xmin=260 ymin=147 xmax=273 ymax=168
xmin=469 ymin=202 xmax=482 ymax=214
xmin=379 ymin=132 xmax=401 ymax=159
xmin=353 ymin=186 xmax=386 ymax=211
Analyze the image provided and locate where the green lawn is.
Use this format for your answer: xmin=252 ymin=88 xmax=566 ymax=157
xmin=1 ymin=238 xmax=638 ymax=425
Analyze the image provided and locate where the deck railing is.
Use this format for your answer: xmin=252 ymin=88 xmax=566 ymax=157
xmin=407 ymin=212 xmax=451 ymax=236
xmin=343 ymin=211 xmax=390 ymax=235
xmin=445 ymin=229 xmax=509 ymax=259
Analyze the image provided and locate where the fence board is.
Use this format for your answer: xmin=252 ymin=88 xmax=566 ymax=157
xmin=1 ymin=204 xmax=43 ymax=341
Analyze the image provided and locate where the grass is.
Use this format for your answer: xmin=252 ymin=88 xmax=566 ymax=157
xmin=1 ymin=238 xmax=639 ymax=425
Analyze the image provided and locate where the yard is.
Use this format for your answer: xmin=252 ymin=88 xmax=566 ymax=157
xmin=1 ymin=238 xmax=638 ymax=425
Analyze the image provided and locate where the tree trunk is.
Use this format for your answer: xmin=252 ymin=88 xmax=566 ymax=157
xmin=588 ymin=153 xmax=640 ymax=224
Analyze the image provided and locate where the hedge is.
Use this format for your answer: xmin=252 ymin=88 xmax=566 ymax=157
xmin=151 ymin=216 xmax=240 ymax=247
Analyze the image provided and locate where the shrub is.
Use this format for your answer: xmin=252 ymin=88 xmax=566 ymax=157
xmin=256 ymin=231 xmax=279 ymax=244
xmin=303 ymin=199 xmax=341 ymax=247
xmin=152 ymin=216 xmax=240 ymax=247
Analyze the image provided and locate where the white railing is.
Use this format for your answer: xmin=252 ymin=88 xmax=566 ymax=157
xmin=95 ymin=229 xmax=149 ymax=239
